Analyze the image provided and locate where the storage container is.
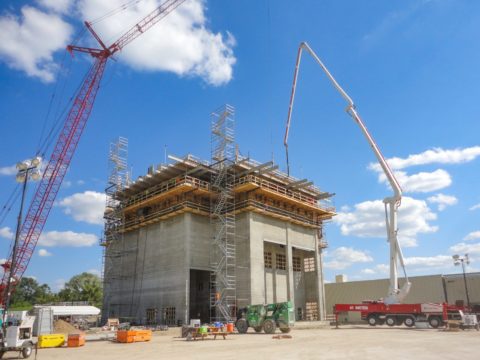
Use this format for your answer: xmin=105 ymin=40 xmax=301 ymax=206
xmin=133 ymin=330 xmax=151 ymax=342
xmin=116 ymin=330 xmax=136 ymax=343
xmin=38 ymin=334 xmax=65 ymax=348
xmin=67 ymin=333 xmax=85 ymax=347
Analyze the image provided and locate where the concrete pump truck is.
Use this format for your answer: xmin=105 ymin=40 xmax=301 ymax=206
xmin=284 ymin=42 xmax=470 ymax=328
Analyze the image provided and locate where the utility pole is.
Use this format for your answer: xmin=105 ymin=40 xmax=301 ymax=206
xmin=452 ymin=254 xmax=471 ymax=309
xmin=2 ymin=157 xmax=41 ymax=335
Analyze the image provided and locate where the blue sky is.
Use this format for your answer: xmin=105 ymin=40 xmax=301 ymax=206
xmin=1 ymin=0 xmax=480 ymax=292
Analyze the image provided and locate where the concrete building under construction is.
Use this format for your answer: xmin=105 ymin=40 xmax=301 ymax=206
xmin=101 ymin=105 xmax=335 ymax=325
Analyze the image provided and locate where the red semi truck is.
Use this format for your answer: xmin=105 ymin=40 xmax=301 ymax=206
xmin=333 ymin=301 xmax=466 ymax=328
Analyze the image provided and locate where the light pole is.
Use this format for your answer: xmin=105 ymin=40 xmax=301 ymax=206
xmin=2 ymin=157 xmax=41 ymax=334
xmin=452 ymin=254 xmax=471 ymax=309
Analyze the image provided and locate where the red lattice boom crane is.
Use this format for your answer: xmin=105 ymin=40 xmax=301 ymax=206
xmin=0 ymin=0 xmax=187 ymax=304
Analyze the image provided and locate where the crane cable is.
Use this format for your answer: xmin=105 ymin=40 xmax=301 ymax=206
xmin=0 ymin=28 xmax=87 ymax=232
xmin=0 ymin=185 xmax=21 ymax=227
xmin=90 ymin=0 xmax=144 ymax=25
xmin=1 ymin=1 xmax=147 ymax=229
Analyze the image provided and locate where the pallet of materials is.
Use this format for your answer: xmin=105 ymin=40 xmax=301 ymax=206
xmin=38 ymin=334 xmax=65 ymax=348
xmin=116 ymin=330 xmax=152 ymax=343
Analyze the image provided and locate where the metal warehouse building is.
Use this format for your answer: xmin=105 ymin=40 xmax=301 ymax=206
xmin=325 ymin=272 xmax=480 ymax=322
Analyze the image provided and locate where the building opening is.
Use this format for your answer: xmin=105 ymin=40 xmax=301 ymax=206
xmin=190 ymin=269 xmax=211 ymax=323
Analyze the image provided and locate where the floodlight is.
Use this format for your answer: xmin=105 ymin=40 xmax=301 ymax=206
xmin=31 ymin=156 xmax=42 ymax=167
xmin=452 ymin=254 xmax=459 ymax=261
xmin=30 ymin=170 xmax=41 ymax=181
xmin=16 ymin=161 xmax=29 ymax=171
xmin=16 ymin=174 xmax=26 ymax=183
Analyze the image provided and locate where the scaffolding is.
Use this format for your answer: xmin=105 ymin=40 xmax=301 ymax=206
xmin=101 ymin=137 xmax=129 ymax=321
xmin=210 ymin=105 xmax=237 ymax=322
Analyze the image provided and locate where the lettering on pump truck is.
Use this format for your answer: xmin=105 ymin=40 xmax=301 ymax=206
xmin=421 ymin=303 xmax=443 ymax=313
xmin=350 ymin=305 xmax=369 ymax=310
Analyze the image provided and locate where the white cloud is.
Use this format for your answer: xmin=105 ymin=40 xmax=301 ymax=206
xmin=427 ymin=193 xmax=458 ymax=211
xmin=0 ymin=6 xmax=73 ymax=82
xmin=470 ymin=204 xmax=480 ymax=211
xmin=58 ymin=191 xmax=106 ymax=225
xmin=450 ymin=242 xmax=480 ymax=256
xmin=361 ymin=268 xmax=375 ymax=275
xmin=324 ymin=247 xmax=373 ymax=270
xmin=464 ymin=231 xmax=480 ymax=242
xmin=378 ymin=169 xmax=452 ymax=193
xmin=369 ymin=146 xmax=480 ymax=171
xmin=37 ymin=0 xmax=73 ymax=14
xmin=369 ymin=146 xmax=480 ymax=194
xmin=87 ymin=268 xmax=101 ymax=277
xmin=335 ymin=196 xmax=437 ymax=247
xmin=78 ymin=0 xmax=236 ymax=86
xmin=404 ymin=255 xmax=453 ymax=269
xmin=0 ymin=165 xmax=17 ymax=176
xmin=38 ymin=230 xmax=98 ymax=247
xmin=38 ymin=248 xmax=52 ymax=257
xmin=361 ymin=264 xmax=389 ymax=276
xmin=0 ymin=227 xmax=14 ymax=240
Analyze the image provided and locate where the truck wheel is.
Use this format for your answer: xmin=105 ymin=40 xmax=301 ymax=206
xmin=22 ymin=342 xmax=33 ymax=359
xmin=236 ymin=318 xmax=248 ymax=334
xmin=367 ymin=315 xmax=378 ymax=326
xmin=385 ymin=316 xmax=396 ymax=327
xmin=428 ymin=316 xmax=441 ymax=329
xmin=263 ymin=319 xmax=276 ymax=334
xmin=404 ymin=317 xmax=415 ymax=328
xmin=254 ymin=327 xmax=263 ymax=333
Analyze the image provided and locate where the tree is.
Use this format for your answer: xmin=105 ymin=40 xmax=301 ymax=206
xmin=10 ymin=277 xmax=56 ymax=309
xmin=58 ymin=272 xmax=103 ymax=308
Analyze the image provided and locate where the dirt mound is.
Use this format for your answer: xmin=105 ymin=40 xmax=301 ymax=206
xmin=54 ymin=319 xmax=82 ymax=335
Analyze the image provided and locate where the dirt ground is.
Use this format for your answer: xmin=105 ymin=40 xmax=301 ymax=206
xmin=7 ymin=325 xmax=480 ymax=360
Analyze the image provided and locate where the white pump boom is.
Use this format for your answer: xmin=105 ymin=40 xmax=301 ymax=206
xmin=284 ymin=42 xmax=411 ymax=304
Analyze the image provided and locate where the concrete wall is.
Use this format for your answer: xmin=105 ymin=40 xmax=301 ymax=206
xmin=248 ymin=212 xmax=324 ymax=320
xmin=104 ymin=213 xmax=211 ymax=324
xmin=103 ymin=210 xmax=326 ymax=323
xmin=235 ymin=213 xmax=252 ymax=309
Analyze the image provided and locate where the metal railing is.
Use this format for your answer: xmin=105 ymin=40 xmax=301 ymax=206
xmin=122 ymin=175 xmax=210 ymax=210
xmin=235 ymin=199 xmax=323 ymax=227
xmin=121 ymin=201 xmax=210 ymax=231
xmin=235 ymin=175 xmax=335 ymax=212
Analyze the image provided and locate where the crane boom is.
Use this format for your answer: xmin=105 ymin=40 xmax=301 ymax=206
xmin=111 ymin=0 xmax=187 ymax=54
xmin=0 ymin=0 xmax=188 ymax=304
xmin=284 ymin=42 xmax=411 ymax=304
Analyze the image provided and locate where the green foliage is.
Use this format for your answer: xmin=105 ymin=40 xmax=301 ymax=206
xmin=9 ymin=272 xmax=103 ymax=310
xmin=10 ymin=277 xmax=57 ymax=308
xmin=58 ymin=272 xmax=103 ymax=308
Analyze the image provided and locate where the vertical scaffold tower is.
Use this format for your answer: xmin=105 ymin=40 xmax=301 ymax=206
xmin=101 ymin=137 xmax=129 ymax=322
xmin=210 ymin=104 xmax=236 ymax=322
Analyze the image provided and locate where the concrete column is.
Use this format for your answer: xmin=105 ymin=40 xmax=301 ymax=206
xmin=184 ymin=213 xmax=191 ymax=325
xmin=314 ymin=229 xmax=326 ymax=320
xmin=286 ymin=223 xmax=295 ymax=307
xmin=249 ymin=213 xmax=265 ymax=304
